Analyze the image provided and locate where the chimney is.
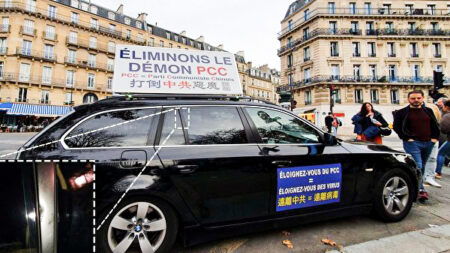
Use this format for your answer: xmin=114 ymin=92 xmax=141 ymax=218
xmin=217 ymin=44 xmax=224 ymax=50
xmin=137 ymin=12 xmax=148 ymax=22
xmin=116 ymin=4 xmax=123 ymax=14
xmin=196 ymin=36 xmax=204 ymax=42
xmin=236 ymin=51 xmax=245 ymax=58
xmin=180 ymin=30 xmax=186 ymax=36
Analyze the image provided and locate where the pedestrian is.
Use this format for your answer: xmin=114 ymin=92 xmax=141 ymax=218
xmin=331 ymin=115 xmax=341 ymax=136
xmin=352 ymin=102 xmax=388 ymax=144
xmin=436 ymin=100 xmax=450 ymax=179
xmin=422 ymin=102 xmax=442 ymax=188
xmin=325 ymin=112 xmax=333 ymax=134
xmin=436 ymin=97 xmax=447 ymax=113
xmin=393 ymin=90 xmax=440 ymax=202
xmin=42 ymin=118 xmax=49 ymax=128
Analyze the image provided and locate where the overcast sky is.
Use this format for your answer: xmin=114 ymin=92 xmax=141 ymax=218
xmin=92 ymin=0 xmax=293 ymax=70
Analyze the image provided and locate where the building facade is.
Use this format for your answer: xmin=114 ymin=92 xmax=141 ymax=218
xmin=278 ymin=0 xmax=450 ymax=128
xmin=0 ymin=0 xmax=279 ymax=126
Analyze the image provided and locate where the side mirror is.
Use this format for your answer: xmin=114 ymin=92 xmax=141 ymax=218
xmin=324 ymin=133 xmax=337 ymax=146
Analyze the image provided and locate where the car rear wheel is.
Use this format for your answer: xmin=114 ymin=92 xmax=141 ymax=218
xmin=373 ymin=169 xmax=414 ymax=222
xmin=98 ymin=197 xmax=178 ymax=253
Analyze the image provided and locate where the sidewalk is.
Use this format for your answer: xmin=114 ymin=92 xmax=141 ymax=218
xmin=328 ymin=224 xmax=450 ymax=253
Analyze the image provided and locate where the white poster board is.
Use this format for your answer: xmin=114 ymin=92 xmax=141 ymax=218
xmin=113 ymin=45 xmax=243 ymax=95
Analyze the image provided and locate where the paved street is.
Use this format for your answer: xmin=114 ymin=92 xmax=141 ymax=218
xmin=0 ymin=132 xmax=449 ymax=253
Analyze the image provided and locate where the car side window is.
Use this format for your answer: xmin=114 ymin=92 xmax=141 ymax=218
xmin=245 ymin=107 xmax=321 ymax=144
xmin=65 ymin=108 xmax=156 ymax=148
xmin=180 ymin=107 xmax=248 ymax=145
xmin=159 ymin=109 xmax=186 ymax=145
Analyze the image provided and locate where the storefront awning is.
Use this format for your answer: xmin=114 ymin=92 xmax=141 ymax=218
xmin=0 ymin=102 xmax=12 ymax=111
xmin=6 ymin=103 xmax=74 ymax=117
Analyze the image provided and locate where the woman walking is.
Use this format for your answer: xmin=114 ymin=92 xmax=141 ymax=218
xmin=352 ymin=102 xmax=388 ymax=144
xmin=436 ymin=100 xmax=450 ymax=179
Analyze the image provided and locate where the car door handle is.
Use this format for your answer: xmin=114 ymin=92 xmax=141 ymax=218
xmin=271 ymin=160 xmax=292 ymax=166
xmin=174 ymin=165 xmax=199 ymax=174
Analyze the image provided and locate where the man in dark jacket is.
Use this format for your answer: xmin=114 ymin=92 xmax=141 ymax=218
xmin=324 ymin=112 xmax=333 ymax=133
xmin=393 ymin=90 xmax=440 ymax=202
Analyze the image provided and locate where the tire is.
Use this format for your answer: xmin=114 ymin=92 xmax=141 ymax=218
xmin=373 ymin=168 xmax=414 ymax=222
xmin=97 ymin=197 xmax=178 ymax=253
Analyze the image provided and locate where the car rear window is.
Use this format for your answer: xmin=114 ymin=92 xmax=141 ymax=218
xmin=65 ymin=108 xmax=156 ymax=148
xmin=180 ymin=107 xmax=248 ymax=145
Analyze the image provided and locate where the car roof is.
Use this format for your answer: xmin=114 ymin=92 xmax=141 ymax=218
xmin=75 ymin=95 xmax=286 ymax=114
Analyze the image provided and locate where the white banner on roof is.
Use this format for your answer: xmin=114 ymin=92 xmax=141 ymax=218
xmin=113 ymin=45 xmax=243 ymax=95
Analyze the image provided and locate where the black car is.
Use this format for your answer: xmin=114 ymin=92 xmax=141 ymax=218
xmin=18 ymin=95 xmax=420 ymax=253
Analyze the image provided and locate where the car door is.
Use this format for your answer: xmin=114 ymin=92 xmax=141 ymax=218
xmin=156 ymin=105 xmax=270 ymax=225
xmin=243 ymin=106 xmax=360 ymax=217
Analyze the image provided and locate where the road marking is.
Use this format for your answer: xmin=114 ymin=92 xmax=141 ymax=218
xmin=209 ymin=239 xmax=248 ymax=253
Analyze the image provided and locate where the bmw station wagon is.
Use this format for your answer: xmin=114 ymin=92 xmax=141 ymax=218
xmin=18 ymin=95 xmax=420 ymax=253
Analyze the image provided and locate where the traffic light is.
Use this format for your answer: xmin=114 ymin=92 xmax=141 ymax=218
xmin=279 ymin=91 xmax=292 ymax=103
xmin=433 ymin=71 xmax=444 ymax=90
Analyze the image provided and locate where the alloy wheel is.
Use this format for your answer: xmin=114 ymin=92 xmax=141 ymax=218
xmin=382 ymin=176 xmax=409 ymax=216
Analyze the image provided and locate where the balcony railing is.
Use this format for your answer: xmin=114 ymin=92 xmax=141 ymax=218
xmin=368 ymin=53 xmax=376 ymax=57
xmin=0 ymin=1 xmax=146 ymax=44
xmin=15 ymin=98 xmax=28 ymax=103
xmin=353 ymin=52 xmax=361 ymax=57
xmin=64 ymin=57 xmax=112 ymax=72
xmin=66 ymin=36 xmax=114 ymax=55
xmin=42 ymin=31 xmax=57 ymax=41
xmin=0 ymin=47 xmax=7 ymax=55
xmin=388 ymin=53 xmax=397 ymax=57
xmin=434 ymin=54 xmax=442 ymax=58
xmin=20 ymin=25 xmax=36 ymax=36
xmin=366 ymin=29 xmax=378 ymax=36
xmin=277 ymin=75 xmax=442 ymax=91
xmin=411 ymin=53 xmax=419 ymax=58
xmin=279 ymin=7 xmax=450 ymax=38
xmin=15 ymin=47 xmax=57 ymax=62
xmin=0 ymin=24 xmax=9 ymax=33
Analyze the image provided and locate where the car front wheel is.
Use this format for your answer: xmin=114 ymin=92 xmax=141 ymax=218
xmin=98 ymin=197 xmax=178 ymax=253
xmin=373 ymin=169 xmax=414 ymax=222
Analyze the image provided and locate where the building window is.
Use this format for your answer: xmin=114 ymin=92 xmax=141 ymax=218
xmin=364 ymin=2 xmax=372 ymax=14
xmin=45 ymin=25 xmax=55 ymax=40
xmin=136 ymin=21 xmax=142 ymax=29
xmin=304 ymin=47 xmax=310 ymax=61
xmin=44 ymin=44 xmax=54 ymax=60
xmin=368 ymin=42 xmax=376 ymax=57
xmin=405 ymin=4 xmax=414 ymax=14
xmin=410 ymin=43 xmax=419 ymax=57
xmin=304 ymin=68 xmax=311 ymax=83
xmin=65 ymin=92 xmax=73 ymax=105
xmin=69 ymin=31 xmax=77 ymax=44
xmin=287 ymin=54 xmax=293 ymax=67
xmin=0 ymin=61 xmax=3 ymax=78
xmin=329 ymin=21 xmax=337 ymax=34
xmin=428 ymin=4 xmax=436 ymax=15
xmin=87 ymin=73 xmax=95 ymax=88
xmin=108 ymin=41 xmax=115 ymax=53
xmin=80 ymin=2 xmax=88 ymax=10
xmin=305 ymin=90 xmax=312 ymax=105
xmin=90 ymin=5 xmax=97 ymax=14
xmin=408 ymin=22 xmax=416 ymax=32
xmin=433 ymin=43 xmax=441 ymax=57
xmin=23 ymin=19 xmax=34 ymax=35
xmin=90 ymin=18 xmax=98 ymax=29
xmin=370 ymin=89 xmax=379 ymax=104
xmin=40 ymin=90 xmax=49 ymax=104
xmin=352 ymin=42 xmax=360 ymax=57
xmin=169 ymin=43 xmax=173 ymax=48
xmin=26 ymin=0 xmax=36 ymax=12
xmin=287 ymin=20 xmax=293 ymax=31
xmin=435 ymin=65 xmax=443 ymax=72
xmin=89 ymin=37 xmax=97 ymax=48
xmin=166 ymin=32 xmax=171 ymax=39
xmin=88 ymin=54 xmax=96 ymax=67
xmin=390 ymin=90 xmax=399 ymax=104
xmin=148 ymin=38 xmax=154 ymax=47
xmin=160 ymin=40 xmax=164 ymax=47
xmin=107 ymin=58 xmax=114 ymax=71
xmin=48 ymin=5 xmax=57 ymax=18
xmin=383 ymin=4 xmax=391 ymax=14
xmin=350 ymin=21 xmax=359 ymax=34
xmin=83 ymin=93 xmax=98 ymax=104
xmin=355 ymin=89 xmax=363 ymax=103
xmin=109 ymin=24 xmax=116 ymax=33
xmin=19 ymin=63 xmax=30 ymax=82
xmin=70 ymin=12 xmax=79 ymax=24
xmin=288 ymin=73 xmax=293 ymax=86
xmin=108 ymin=12 xmax=115 ymax=20
xmin=353 ymin=65 xmax=361 ymax=81
xmin=287 ymin=36 xmax=292 ymax=47
xmin=431 ymin=22 xmax=439 ymax=32
xmin=125 ymin=29 xmax=131 ymax=39
xmin=303 ymin=27 xmax=309 ymax=40
xmin=18 ymin=87 xmax=27 ymax=102
xmin=385 ymin=22 xmax=394 ymax=33
xmin=107 ymin=77 xmax=113 ymax=89
xmin=0 ymin=38 xmax=5 ymax=54
xmin=331 ymin=64 xmax=339 ymax=80
xmin=389 ymin=65 xmax=397 ymax=81
xmin=366 ymin=21 xmax=375 ymax=35
xmin=42 ymin=66 xmax=52 ymax=84
xmin=412 ymin=65 xmax=420 ymax=81
xmin=387 ymin=42 xmax=395 ymax=57
xmin=124 ymin=17 xmax=131 ymax=25
xmin=71 ymin=0 xmax=79 ymax=8
xmin=304 ymin=9 xmax=310 ymax=21
xmin=66 ymin=70 xmax=75 ymax=87
xmin=328 ymin=2 xmax=336 ymax=14
xmin=332 ymin=89 xmax=341 ymax=104
xmin=369 ymin=64 xmax=377 ymax=81
xmin=67 ymin=50 xmax=76 ymax=63
xmin=349 ymin=2 xmax=356 ymax=14
xmin=21 ymin=40 xmax=32 ymax=55
xmin=330 ymin=42 xmax=339 ymax=56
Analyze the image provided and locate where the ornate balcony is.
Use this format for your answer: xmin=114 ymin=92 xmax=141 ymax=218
xmin=15 ymin=47 xmax=57 ymax=62
xmin=64 ymin=57 xmax=112 ymax=72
